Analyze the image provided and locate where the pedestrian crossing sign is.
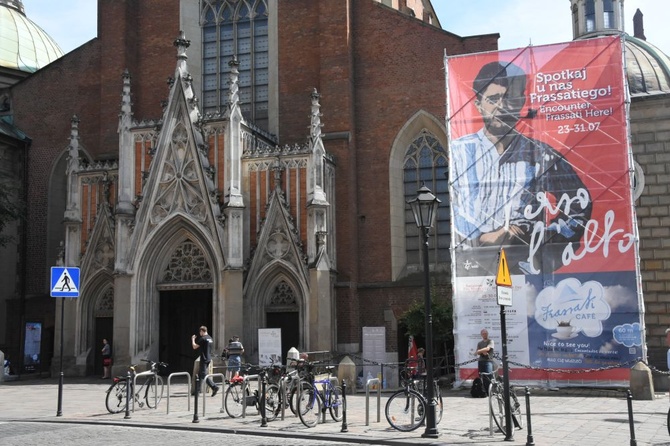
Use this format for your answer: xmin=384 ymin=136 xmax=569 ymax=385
xmin=51 ymin=267 xmax=80 ymax=298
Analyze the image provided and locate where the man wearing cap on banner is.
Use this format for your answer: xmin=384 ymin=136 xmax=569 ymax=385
xmin=450 ymin=60 xmax=592 ymax=275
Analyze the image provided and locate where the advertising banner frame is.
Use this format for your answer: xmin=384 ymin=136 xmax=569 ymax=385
xmin=445 ymin=36 xmax=644 ymax=387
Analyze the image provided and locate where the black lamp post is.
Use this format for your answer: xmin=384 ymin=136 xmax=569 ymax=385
xmin=407 ymin=184 xmax=441 ymax=439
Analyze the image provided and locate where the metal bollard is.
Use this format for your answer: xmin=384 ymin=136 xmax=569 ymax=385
xmin=340 ymin=379 xmax=348 ymax=432
xmin=260 ymin=373 xmax=268 ymax=427
xmin=524 ymin=386 xmax=534 ymax=446
xmin=193 ymin=376 xmax=200 ymax=423
xmin=627 ymin=390 xmax=637 ymax=446
xmin=124 ymin=372 xmax=132 ymax=419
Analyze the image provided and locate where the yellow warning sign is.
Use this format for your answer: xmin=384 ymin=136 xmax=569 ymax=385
xmin=496 ymin=249 xmax=512 ymax=287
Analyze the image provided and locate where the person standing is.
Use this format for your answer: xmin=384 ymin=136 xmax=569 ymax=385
xmin=191 ymin=326 xmax=220 ymax=397
xmin=101 ymin=338 xmax=112 ymax=379
xmin=476 ymin=329 xmax=495 ymax=394
xmin=224 ymin=335 xmax=244 ymax=380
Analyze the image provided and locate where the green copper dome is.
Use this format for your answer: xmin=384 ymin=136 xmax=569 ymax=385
xmin=0 ymin=0 xmax=64 ymax=73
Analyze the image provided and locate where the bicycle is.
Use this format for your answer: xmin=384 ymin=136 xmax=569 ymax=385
xmin=105 ymin=359 xmax=167 ymax=414
xmin=296 ymin=362 xmax=344 ymax=427
xmin=385 ymin=364 xmax=443 ymax=431
xmin=223 ymin=363 xmax=276 ymax=418
xmin=263 ymin=359 xmax=312 ymax=420
xmin=481 ymin=365 xmax=523 ymax=434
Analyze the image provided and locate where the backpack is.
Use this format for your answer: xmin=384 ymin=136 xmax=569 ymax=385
xmin=470 ymin=377 xmax=487 ymax=398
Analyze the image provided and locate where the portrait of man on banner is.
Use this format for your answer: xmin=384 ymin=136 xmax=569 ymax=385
xmin=449 ymin=60 xmax=592 ymax=276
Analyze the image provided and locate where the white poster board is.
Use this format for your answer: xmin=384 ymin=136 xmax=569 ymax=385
xmin=362 ymin=326 xmax=385 ymax=382
xmin=258 ymin=328 xmax=282 ymax=366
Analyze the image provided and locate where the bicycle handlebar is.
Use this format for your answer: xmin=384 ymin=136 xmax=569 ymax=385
xmin=140 ymin=359 xmax=168 ymax=368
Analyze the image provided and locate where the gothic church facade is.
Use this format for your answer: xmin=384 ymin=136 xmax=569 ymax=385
xmin=5 ymin=0 xmax=496 ymax=375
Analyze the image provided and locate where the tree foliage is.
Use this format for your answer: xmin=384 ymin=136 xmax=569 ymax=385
xmin=400 ymin=289 xmax=454 ymax=346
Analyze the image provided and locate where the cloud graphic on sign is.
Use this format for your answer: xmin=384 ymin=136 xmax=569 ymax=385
xmin=612 ymin=323 xmax=643 ymax=348
xmin=534 ymin=278 xmax=610 ymax=337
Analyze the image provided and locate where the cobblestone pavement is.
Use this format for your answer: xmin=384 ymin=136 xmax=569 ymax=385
xmin=0 ymin=421 xmax=376 ymax=446
xmin=1 ymin=377 xmax=669 ymax=445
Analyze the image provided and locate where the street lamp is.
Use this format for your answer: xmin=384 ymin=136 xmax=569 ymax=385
xmin=407 ymin=184 xmax=441 ymax=438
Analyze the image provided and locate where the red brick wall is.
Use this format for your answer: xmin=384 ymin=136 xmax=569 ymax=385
xmin=277 ymin=0 xmax=496 ymax=343
xmin=11 ymin=41 xmax=102 ymax=295
xmin=11 ymin=1 xmax=180 ymax=295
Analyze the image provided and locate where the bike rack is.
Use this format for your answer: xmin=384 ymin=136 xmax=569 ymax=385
xmin=241 ymin=374 xmax=261 ymax=418
xmin=166 ymin=372 xmax=191 ymax=414
xmin=365 ymin=377 xmax=381 ymax=425
xmin=202 ymin=372 xmax=226 ymax=416
xmin=132 ymin=370 xmax=157 ymax=412
xmin=279 ymin=370 xmax=298 ymax=421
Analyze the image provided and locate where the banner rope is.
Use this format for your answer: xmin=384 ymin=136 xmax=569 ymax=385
xmin=331 ymin=352 xmax=670 ymax=377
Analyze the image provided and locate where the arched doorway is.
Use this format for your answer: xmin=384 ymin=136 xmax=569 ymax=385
xmin=156 ymin=239 xmax=215 ymax=374
xmin=265 ymin=280 xmax=300 ymax=362
xmin=159 ymin=289 xmax=212 ymax=374
xmin=94 ymin=288 xmax=114 ymax=377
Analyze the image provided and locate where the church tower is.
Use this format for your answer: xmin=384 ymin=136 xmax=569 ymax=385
xmin=570 ymin=0 xmax=624 ymax=39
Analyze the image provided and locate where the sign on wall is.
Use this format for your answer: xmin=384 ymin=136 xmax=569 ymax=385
xmin=362 ymin=326 xmax=386 ymax=380
xmin=446 ymin=36 xmax=643 ymax=386
xmin=258 ymin=328 xmax=282 ymax=366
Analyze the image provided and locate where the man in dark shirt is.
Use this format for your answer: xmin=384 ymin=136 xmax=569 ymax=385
xmin=191 ymin=326 xmax=219 ymax=396
xmin=476 ymin=329 xmax=495 ymax=394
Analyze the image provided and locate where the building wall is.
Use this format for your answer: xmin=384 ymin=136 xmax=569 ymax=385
xmin=630 ymin=94 xmax=670 ymax=379
xmin=8 ymin=0 xmax=499 ymax=373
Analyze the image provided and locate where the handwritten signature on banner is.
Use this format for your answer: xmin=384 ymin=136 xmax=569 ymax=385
xmin=523 ymin=189 xmax=635 ymax=274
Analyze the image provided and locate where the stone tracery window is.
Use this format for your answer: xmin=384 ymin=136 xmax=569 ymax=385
xmin=403 ymin=130 xmax=450 ymax=266
xmin=269 ymin=281 xmax=297 ymax=307
xmin=162 ymin=240 xmax=212 ymax=282
xmin=202 ymin=0 xmax=269 ymax=129
xmin=94 ymin=287 xmax=114 ymax=318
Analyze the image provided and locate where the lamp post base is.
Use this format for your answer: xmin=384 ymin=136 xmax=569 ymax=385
xmin=422 ymin=430 xmax=440 ymax=439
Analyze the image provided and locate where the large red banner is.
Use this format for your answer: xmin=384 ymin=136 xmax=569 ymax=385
xmin=447 ymin=37 xmax=643 ymax=386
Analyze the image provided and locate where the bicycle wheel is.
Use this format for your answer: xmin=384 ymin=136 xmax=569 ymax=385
xmin=105 ymin=380 xmax=129 ymax=414
xmin=144 ymin=375 xmax=164 ymax=408
xmin=289 ymin=381 xmax=312 ymax=415
xmin=489 ymin=387 xmax=506 ymax=433
xmin=667 ymin=406 xmax=670 ymax=437
xmin=434 ymin=392 xmax=444 ymax=424
xmin=328 ymin=385 xmax=344 ymax=422
xmin=297 ymin=387 xmax=322 ymax=427
xmin=511 ymin=391 xmax=523 ymax=429
xmin=264 ymin=384 xmax=280 ymax=421
xmin=224 ymin=384 xmax=245 ymax=418
xmin=385 ymin=389 xmax=426 ymax=432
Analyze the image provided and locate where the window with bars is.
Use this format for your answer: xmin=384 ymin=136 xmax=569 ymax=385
xmin=202 ymin=0 xmax=269 ymax=129
xmin=403 ymin=131 xmax=450 ymax=266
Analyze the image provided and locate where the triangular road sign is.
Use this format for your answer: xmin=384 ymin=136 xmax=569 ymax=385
xmin=496 ymin=249 xmax=512 ymax=287
xmin=51 ymin=267 xmax=80 ymax=297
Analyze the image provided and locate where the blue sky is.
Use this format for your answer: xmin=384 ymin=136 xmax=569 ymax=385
xmin=20 ymin=0 xmax=670 ymax=55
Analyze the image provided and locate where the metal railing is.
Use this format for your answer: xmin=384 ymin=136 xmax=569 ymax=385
xmin=365 ymin=377 xmax=381 ymax=425
xmin=201 ymin=372 xmax=225 ymax=416
xmin=166 ymin=372 xmax=191 ymax=414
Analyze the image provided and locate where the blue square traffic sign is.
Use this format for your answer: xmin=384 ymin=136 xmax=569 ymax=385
xmin=51 ymin=267 xmax=80 ymax=298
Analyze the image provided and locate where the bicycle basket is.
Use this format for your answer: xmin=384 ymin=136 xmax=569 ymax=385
xmin=157 ymin=363 xmax=170 ymax=377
